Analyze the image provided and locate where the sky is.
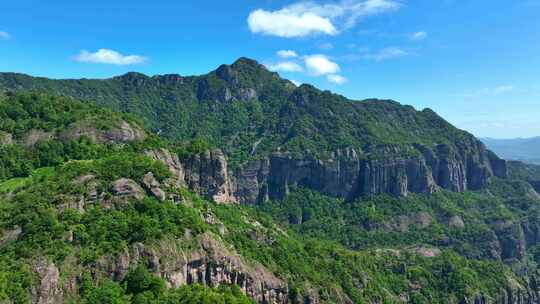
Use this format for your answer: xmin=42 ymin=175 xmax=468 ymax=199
xmin=0 ymin=0 xmax=539 ymax=139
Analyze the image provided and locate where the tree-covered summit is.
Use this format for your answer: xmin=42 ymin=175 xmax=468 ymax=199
xmin=0 ymin=58 xmax=479 ymax=165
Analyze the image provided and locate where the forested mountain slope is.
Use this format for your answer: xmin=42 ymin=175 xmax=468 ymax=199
xmin=0 ymin=59 xmax=507 ymax=204
xmin=0 ymin=58 xmax=539 ymax=303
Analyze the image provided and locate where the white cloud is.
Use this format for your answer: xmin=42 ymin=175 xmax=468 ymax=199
xmin=266 ymin=61 xmax=304 ymax=72
xmin=248 ymin=8 xmax=337 ymax=38
xmin=411 ymin=31 xmax=427 ymax=40
xmin=0 ymin=31 xmax=10 ymax=40
xmin=277 ymin=50 xmax=299 ymax=58
xmin=74 ymin=49 xmax=147 ymax=65
xmin=248 ymin=0 xmax=400 ymax=38
xmin=489 ymin=85 xmax=514 ymax=95
xmin=304 ymin=54 xmax=340 ymax=76
xmin=364 ymin=47 xmax=408 ymax=61
xmin=327 ymin=74 xmax=348 ymax=84
xmin=456 ymin=85 xmax=514 ymax=97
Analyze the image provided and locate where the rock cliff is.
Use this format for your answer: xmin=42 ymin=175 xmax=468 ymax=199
xmin=59 ymin=120 xmax=147 ymax=144
xmin=96 ymin=233 xmax=288 ymax=304
xmin=234 ymin=142 xmax=507 ymax=204
xmin=146 ymin=141 xmax=506 ymax=205
xmin=468 ymin=274 xmax=540 ymax=304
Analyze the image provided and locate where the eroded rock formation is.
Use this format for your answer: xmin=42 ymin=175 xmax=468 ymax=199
xmin=234 ymin=142 xmax=507 ymax=204
xmin=146 ymin=141 xmax=506 ymax=205
xmin=99 ymin=233 xmax=288 ymax=304
xmin=60 ymin=120 xmax=147 ymax=144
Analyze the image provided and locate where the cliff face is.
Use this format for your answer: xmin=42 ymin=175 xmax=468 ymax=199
xmin=147 ymin=141 xmax=506 ymax=205
xmin=234 ymin=142 xmax=507 ymax=204
xmin=146 ymin=149 xmax=237 ymax=204
xmin=100 ymin=233 xmax=289 ymax=304
xmin=469 ymin=275 xmax=540 ymax=304
xmin=33 ymin=234 xmax=289 ymax=304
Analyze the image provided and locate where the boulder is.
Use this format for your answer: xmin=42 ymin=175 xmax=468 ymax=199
xmin=110 ymin=178 xmax=145 ymax=201
xmin=0 ymin=131 xmax=12 ymax=146
xmin=448 ymin=215 xmax=465 ymax=229
xmin=142 ymin=172 xmax=167 ymax=201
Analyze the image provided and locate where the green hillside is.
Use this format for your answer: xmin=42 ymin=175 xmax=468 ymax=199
xmin=0 ymin=58 xmax=476 ymax=166
xmin=0 ymin=92 xmax=539 ymax=303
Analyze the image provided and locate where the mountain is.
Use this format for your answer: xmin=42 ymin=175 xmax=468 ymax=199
xmin=0 ymin=58 xmax=507 ymax=204
xmin=482 ymin=137 xmax=540 ymax=165
xmin=1 ymin=60 xmax=540 ymax=303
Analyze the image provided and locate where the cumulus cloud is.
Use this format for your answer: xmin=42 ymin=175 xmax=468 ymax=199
xmin=74 ymin=49 xmax=147 ymax=65
xmin=0 ymin=31 xmax=10 ymax=40
xmin=248 ymin=8 xmax=337 ymax=38
xmin=266 ymin=61 xmax=304 ymax=72
xmin=456 ymin=85 xmax=514 ymax=97
xmin=271 ymin=50 xmax=347 ymax=84
xmin=411 ymin=31 xmax=427 ymax=40
xmin=277 ymin=50 xmax=299 ymax=58
xmin=364 ymin=47 xmax=407 ymax=61
xmin=327 ymin=74 xmax=348 ymax=84
xmin=304 ymin=54 xmax=341 ymax=76
xmin=248 ymin=0 xmax=400 ymax=38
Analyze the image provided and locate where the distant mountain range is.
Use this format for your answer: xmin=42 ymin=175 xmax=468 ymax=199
xmin=482 ymin=137 xmax=540 ymax=164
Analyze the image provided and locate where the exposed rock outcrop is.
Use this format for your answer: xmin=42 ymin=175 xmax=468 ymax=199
xmin=33 ymin=260 xmax=62 ymax=304
xmin=234 ymin=142 xmax=506 ymax=204
xmin=101 ymin=233 xmax=288 ymax=304
xmin=0 ymin=226 xmax=21 ymax=247
xmin=448 ymin=215 xmax=466 ymax=229
xmin=146 ymin=141 xmax=506 ymax=205
xmin=142 ymin=172 xmax=166 ymax=201
xmin=0 ymin=131 xmax=12 ymax=146
xmin=110 ymin=178 xmax=145 ymax=202
xmin=468 ymin=273 xmax=540 ymax=304
xmin=61 ymin=120 xmax=146 ymax=144
xmin=145 ymin=148 xmax=186 ymax=188
xmin=14 ymin=120 xmax=146 ymax=147
xmin=23 ymin=129 xmax=53 ymax=146
xmin=183 ymin=149 xmax=237 ymax=203
xmin=146 ymin=148 xmax=237 ymax=204
xmin=384 ymin=212 xmax=434 ymax=233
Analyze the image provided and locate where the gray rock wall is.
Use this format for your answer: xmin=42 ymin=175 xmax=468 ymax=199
xmin=148 ymin=142 xmax=507 ymax=205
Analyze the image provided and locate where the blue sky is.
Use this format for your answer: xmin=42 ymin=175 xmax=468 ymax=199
xmin=0 ymin=0 xmax=539 ymax=138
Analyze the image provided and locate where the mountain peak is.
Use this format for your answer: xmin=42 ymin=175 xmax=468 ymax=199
xmin=231 ymin=57 xmax=262 ymax=68
xmin=211 ymin=57 xmax=283 ymax=91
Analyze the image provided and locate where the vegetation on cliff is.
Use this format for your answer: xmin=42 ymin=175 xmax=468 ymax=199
xmin=0 ymin=59 xmax=477 ymax=167
xmin=0 ymin=68 xmax=538 ymax=303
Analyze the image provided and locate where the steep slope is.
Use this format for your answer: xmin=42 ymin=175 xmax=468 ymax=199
xmin=0 ymin=59 xmax=493 ymax=153
xmin=2 ymin=93 xmax=540 ymax=304
xmin=0 ymin=58 xmax=507 ymax=203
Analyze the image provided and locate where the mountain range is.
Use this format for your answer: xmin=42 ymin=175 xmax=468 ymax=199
xmin=0 ymin=58 xmax=540 ymax=303
xmin=482 ymin=137 xmax=540 ymax=165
